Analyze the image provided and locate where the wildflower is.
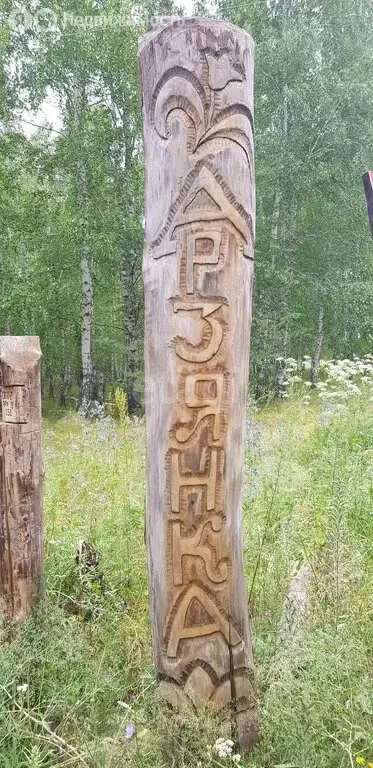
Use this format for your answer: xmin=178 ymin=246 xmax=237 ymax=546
xmin=16 ymin=684 xmax=28 ymax=693
xmin=213 ymin=737 xmax=234 ymax=758
xmin=346 ymin=384 xmax=361 ymax=395
xmin=123 ymin=722 xmax=136 ymax=740
xmin=355 ymin=757 xmax=365 ymax=766
xmin=117 ymin=700 xmax=131 ymax=710
xmin=264 ymin=609 xmax=271 ymax=618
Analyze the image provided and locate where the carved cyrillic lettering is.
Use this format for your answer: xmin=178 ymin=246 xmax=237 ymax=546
xmin=173 ymin=301 xmax=224 ymax=363
xmin=140 ymin=18 xmax=258 ymax=748
xmin=166 ymin=583 xmax=241 ymax=657
xmin=175 ymin=373 xmax=224 ymax=443
xmin=186 ymin=231 xmax=221 ymax=294
xmin=171 ymin=516 xmax=228 ymax=585
xmin=171 ymin=448 xmax=218 ymax=513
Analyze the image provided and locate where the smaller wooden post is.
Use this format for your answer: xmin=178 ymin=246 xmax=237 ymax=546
xmin=0 ymin=337 xmax=44 ymax=624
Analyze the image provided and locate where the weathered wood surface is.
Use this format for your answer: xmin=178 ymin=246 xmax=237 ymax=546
xmin=139 ymin=18 xmax=258 ymax=748
xmin=363 ymin=171 xmax=373 ymax=236
xmin=0 ymin=337 xmax=44 ymax=624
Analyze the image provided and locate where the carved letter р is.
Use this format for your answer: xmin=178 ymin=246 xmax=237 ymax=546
xmin=186 ymin=230 xmax=221 ymax=295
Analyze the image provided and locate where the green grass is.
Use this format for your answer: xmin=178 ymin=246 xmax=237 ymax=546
xmin=0 ymin=393 xmax=372 ymax=767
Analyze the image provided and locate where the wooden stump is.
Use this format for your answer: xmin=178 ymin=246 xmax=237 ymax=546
xmin=139 ymin=18 xmax=258 ymax=749
xmin=0 ymin=337 xmax=44 ymax=625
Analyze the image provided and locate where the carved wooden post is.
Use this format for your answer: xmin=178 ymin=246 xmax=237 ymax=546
xmin=139 ymin=18 xmax=258 ymax=749
xmin=0 ymin=337 xmax=44 ymax=625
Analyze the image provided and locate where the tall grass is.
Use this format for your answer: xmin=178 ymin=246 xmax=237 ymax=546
xmin=0 ymin=390 xmax=372 ymax=767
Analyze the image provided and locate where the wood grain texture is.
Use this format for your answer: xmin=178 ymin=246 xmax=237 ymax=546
xmin=0 ymin=337 xmax=44 ymax=625
xmin=139 ymin=18 xmax=258 ymax=749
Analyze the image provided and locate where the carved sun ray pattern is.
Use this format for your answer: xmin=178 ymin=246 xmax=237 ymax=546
xmin=151 ymin=51 xmax=254 ymax=164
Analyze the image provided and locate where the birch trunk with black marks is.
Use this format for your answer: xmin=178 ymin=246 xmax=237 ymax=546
xmin=72 ymin=78 xmax=93 ymax=412
xmin=140 ymin=17 xmax=258 ymax=751
xmin=109 ymin=96 xmax=142 ymax=413
xmin=77 ymin=161 xmax=93 ymax=411
xmin=0 ymin=337 xmax=44 ymax=626
xmin=120 ymin=249 xmax=139 ymax=412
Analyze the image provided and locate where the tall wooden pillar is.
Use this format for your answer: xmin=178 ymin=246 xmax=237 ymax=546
xmin=139 ymin=18 xmax=258 ymax=749
xmin=0 ymin=337 xmax=44 ymax=624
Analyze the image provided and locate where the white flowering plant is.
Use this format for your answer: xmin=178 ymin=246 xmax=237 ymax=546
xmin=276 ymin=354 xmax=373 ymax=405
xmin=209 ymin=737 xmax=241 ymax=763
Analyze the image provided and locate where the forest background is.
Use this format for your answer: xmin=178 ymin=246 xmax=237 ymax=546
xmin=1 ymin=0 xmax=372 ymax=410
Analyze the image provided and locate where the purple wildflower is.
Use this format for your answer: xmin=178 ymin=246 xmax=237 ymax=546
xmin=123 ymin=722 xmax=136 ymax=741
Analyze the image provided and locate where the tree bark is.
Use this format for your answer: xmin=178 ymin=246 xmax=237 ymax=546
xmin=0 ymin=336 xmax=44 ymax=625
xmin=77 ymin=161 xmax=93 ymax=411
xmin=362 ymin=171 xmax=373 ymax=237
xmin=105 ymin=83 xmax=143 ymax=413
xmin=140 ymin=18 xmax=258 ymax=751
xmin=119 ymin=249 xmax=140 ymax=413
xmin=311 ymin=305 xmax=324 ymax=387
xmin=71 ymin=78 xmax=94 ymax=412
xmin=59 ymin=364 xmax=71 ymax=407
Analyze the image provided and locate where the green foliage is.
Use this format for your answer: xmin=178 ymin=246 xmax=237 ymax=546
xmin=1 ymin=2 xmax=372 ymax=765
xmin=218 ymin=0 xmax=373 ymax=394
xmin=243 ymin=391 xmax=373 ymax=768
xmin=0 ymin=391 xmax=372 ymax=766
xmin=1 ymin=0 xmax=372 ymax=402
xmin=109 ymin=386 xmax=130 ymax=427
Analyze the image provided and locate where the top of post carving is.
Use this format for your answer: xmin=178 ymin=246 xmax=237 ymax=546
xmin=139 ymin=16 xmax=254 ymax=49
xmin=139 ymin=17 xmax=255 ymax=260
xmin=0 ymin=337 xmax=42 ymax=374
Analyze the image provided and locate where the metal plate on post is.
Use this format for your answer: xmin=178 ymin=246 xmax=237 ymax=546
xmin=1 ymin=386 xmax=30 ymax=424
